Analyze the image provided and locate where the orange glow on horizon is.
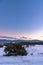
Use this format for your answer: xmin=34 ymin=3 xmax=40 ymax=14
xmin=0 ymin=31 xmax=43 ymax=40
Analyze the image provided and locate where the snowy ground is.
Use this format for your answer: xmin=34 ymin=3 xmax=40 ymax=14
xmin=26 ymin=45 xmax=43 ymax=56
xmin=0 ymin=45 xmax=43 ymax=65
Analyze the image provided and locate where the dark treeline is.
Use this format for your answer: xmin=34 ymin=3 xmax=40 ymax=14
xmin=17 ymin=41 xmax=43 ymax=45
xmin=0 ymin=41 xmax=43 ymax=47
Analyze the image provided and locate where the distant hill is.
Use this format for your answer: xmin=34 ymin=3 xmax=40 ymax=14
xmin=0 ymin=39 xmax=42 ymax=44
xmin=28 ymin=40 xmax=42 ymax=43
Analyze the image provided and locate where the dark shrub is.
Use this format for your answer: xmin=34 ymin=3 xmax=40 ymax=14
xmin=4 ymin=44 xmax=27 ymax=56
xmin=18 ymin=48 xmax=27 ymax=56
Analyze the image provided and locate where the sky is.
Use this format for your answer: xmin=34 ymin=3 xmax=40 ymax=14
xmin=0 ymin=0 xmax=43 ymax=40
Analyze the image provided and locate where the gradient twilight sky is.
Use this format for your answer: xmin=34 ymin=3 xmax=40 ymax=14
xmin=0 ymin=0 xmax=43 ymax=40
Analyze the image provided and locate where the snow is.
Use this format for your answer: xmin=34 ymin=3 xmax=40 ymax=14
xmin=0 ymin=46 xmax=5 ymax=56
xmin=0 ymin=45 xmax=43 ymax=65
xmin=26 ymin=45 xmax=43 ymax=56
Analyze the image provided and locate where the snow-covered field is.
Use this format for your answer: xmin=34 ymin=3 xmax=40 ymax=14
xmin=0 ymin=45 xmax=43 ymax=65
